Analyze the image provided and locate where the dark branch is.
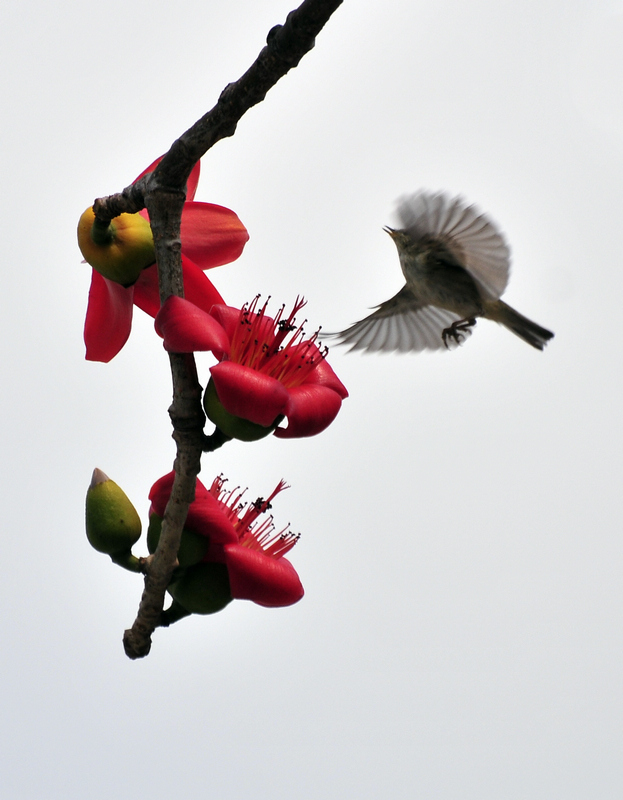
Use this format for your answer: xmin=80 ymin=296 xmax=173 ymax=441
xmin=162 ymin=0 xmax=344 ymax=183
xmin=202 ymin=427 xmax=232 ymax=452
xmin=93 ymin=0 xmax=343 ymax=222
xmin=123 ymin=354 xmax=206 ymax=659
xmin=118 ymin=0 xmax=343 ymax=659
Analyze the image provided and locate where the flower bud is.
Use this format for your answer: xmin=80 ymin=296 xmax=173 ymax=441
xmin=203 ymin=379 xmax=282 ymax=442
xmin=167 ymin=562 xmax=233 ymax=615
xmin=146 ymin=513 xmax=209 ymax=567
xmin=85 ymin=468 xmax=142 ymax=555
xmin=78 ymin=207 xmax=156 ymax=287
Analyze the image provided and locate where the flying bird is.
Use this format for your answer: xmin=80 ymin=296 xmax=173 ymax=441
xmin=333 ymin=191 xmax=554 ymax=352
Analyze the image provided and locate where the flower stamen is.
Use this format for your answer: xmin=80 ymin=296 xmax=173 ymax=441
xmin=209 ymin=476 xmax=297 ymax=559
xmin=228 ymin=297 xmax=327 ymax=389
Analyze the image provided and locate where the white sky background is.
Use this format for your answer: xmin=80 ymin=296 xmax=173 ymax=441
xmin=1 ymin=0 xmax=622 ymax=797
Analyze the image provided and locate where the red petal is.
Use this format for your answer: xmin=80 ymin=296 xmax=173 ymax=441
xmin=133 ymin=155 xmax=162 ymax=185
xmin=181 ymin=203 xmax=249 ymax=269
xmin=84 ymin=270 xmax=134 ymax=362
xmin=133 ymin=156 xmax=200 ymax=201
xmin=274 ymin=384 xmax=343 ymax=438
xmin=186 ymin=496 xmax=238 ymax=544
xmin=181 ymin=256 xmax=225 ymax=313
xmin=222 ymin=545 xmax=304 ymax=607
xmin=210 ymin=362 xmax=289 ymax=427
xmin=155 ymin=296 xmax=229 ymax=357
xmin=149 ymin=472 xmax=237 ymax=544
xmin=149 ymin=471 xmax=210 ymax=512
xmin=133 ymin=257 xmax=224 ymax=319
xmin=186 ymin=161 xmax=201 ymax=202
xmin=209 ymin=303 xmax=276 ymax=346
xmin=132 ymin=263 xmax=161 ymax=317
xmin=209 ymin=304 xmax=241 ymax=341
xmin=150 ymin=471 xmax=199 ymax=514
xmin=149 ymin=471 xmax=175 ymax=513
xmin=306 ymin=357 xmax=349 ymax=399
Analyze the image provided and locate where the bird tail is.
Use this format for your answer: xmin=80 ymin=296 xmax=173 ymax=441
xmin=486 ymin=300 xmax=554 ymax=350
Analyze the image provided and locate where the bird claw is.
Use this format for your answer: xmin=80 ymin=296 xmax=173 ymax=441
xmin=442 ymin=318 xmax=477 ymax=349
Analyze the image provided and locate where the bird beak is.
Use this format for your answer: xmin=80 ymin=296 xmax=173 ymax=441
xmin=383 ymin=226 xmax=397 ymax=238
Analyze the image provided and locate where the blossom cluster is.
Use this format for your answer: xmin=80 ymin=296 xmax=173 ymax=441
xmin=80 ymin=156 xmax=347 ymax=629
xmin=80 ymin=156 xmax=249 ymax=363
xmin=149 ymin=472 xmax=303 ymax=617
xmin=156 ymin=294 xmax=348 ymax=440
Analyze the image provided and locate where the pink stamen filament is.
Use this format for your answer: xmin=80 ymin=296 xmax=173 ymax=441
xmin=209 ymin=477 xmax=297 ymax=559
xmin=241 ymin=522 xmax=300 ymax=557
xmin=229 ymin=297 xmax=326 ymax=388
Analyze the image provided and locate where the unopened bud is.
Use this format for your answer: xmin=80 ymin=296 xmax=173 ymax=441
xmin=85 ymin=468 xmax=142 ymax=556
xmin=78 ymin=207 xmax=155 ymax=287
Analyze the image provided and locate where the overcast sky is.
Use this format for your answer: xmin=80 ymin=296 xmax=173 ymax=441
xmin=2 ymin=1 xmax=622 ymax=798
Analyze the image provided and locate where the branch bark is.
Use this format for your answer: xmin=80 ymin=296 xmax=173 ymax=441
xmin=123 ymin=354 xmax=205 ymax=659
xmin=119 ymin=0 xmax=344 ymax=659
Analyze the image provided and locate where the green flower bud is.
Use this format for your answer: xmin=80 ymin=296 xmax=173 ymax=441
xmin=167 ymin=562 xmax=233 ymax=615
xmin=146 ymin=513 xmax=209 ymax=567
xmin=203 ymin=379 xmax=282 ymax=442
xmin=85 ymin=469 xmax=142 ymax=556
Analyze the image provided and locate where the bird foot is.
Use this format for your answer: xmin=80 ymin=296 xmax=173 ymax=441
xmin=442 ymin=318 xmax=477 ymax=349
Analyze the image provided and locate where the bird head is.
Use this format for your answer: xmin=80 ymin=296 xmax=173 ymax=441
xmin=383 ymin=226 xmax=413 ymax=252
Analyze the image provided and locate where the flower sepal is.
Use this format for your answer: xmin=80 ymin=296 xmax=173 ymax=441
xmin=167 ymin=562 xmax=233 ymax=615
xmin=78 ymin=207 xmax=156 ymax=287
xmin=147 ymin=513 xmax=209 ymax=567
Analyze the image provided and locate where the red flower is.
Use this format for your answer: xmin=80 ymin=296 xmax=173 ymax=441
xmin=155 ymin=296 xmax=348 ymax=439
xmin=82 ymin=156 xmax=249 ymax=363
xmin=149 ymin=472 xmax=303 ymax=608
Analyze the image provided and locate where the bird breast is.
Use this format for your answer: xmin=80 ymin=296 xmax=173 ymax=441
xmin=399 ymin=249 xmax=485 ymax=318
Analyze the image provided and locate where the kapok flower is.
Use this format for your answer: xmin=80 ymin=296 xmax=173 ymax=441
xmin=149 ymin=471 xmax=303 ymax=610
xmin=79 ymin=156 xmax=249 ymax=363
xmin=155 ymin=296 xmax=349 ymax=440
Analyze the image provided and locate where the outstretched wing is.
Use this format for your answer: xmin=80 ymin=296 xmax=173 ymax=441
xmin=395 ymin=191 xmax=511 ymax=299
xmin=332 ymin=285 xmax=464 ymax=353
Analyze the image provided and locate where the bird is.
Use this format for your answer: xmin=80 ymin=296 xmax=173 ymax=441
xmin=332 ymin=191 xmax=554 ymax=353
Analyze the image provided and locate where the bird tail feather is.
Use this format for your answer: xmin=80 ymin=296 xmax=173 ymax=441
xmin=486 ymin=300 xmax=554 ymax=350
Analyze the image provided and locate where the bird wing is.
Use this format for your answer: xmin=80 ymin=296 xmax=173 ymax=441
xmin=395 ymin=191 xmax=511 ymax=299
xmin=332 ymin=285 xmax=464 ymax=353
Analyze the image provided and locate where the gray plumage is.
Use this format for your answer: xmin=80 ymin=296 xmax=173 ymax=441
xmin=333 ymin=191 xmax=554 ymax=353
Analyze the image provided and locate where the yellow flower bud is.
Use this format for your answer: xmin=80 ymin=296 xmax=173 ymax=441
xmin=78 ymin=207 xmax=156 ymax=287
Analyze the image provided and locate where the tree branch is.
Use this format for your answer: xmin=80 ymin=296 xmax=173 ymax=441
xmin=123 ymin=354 xmax=205 ymax=659
xmin=119 ymin=0 xmax=343 ymax=659
xmin=94 ymin=0 xmax=343 ymax=222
